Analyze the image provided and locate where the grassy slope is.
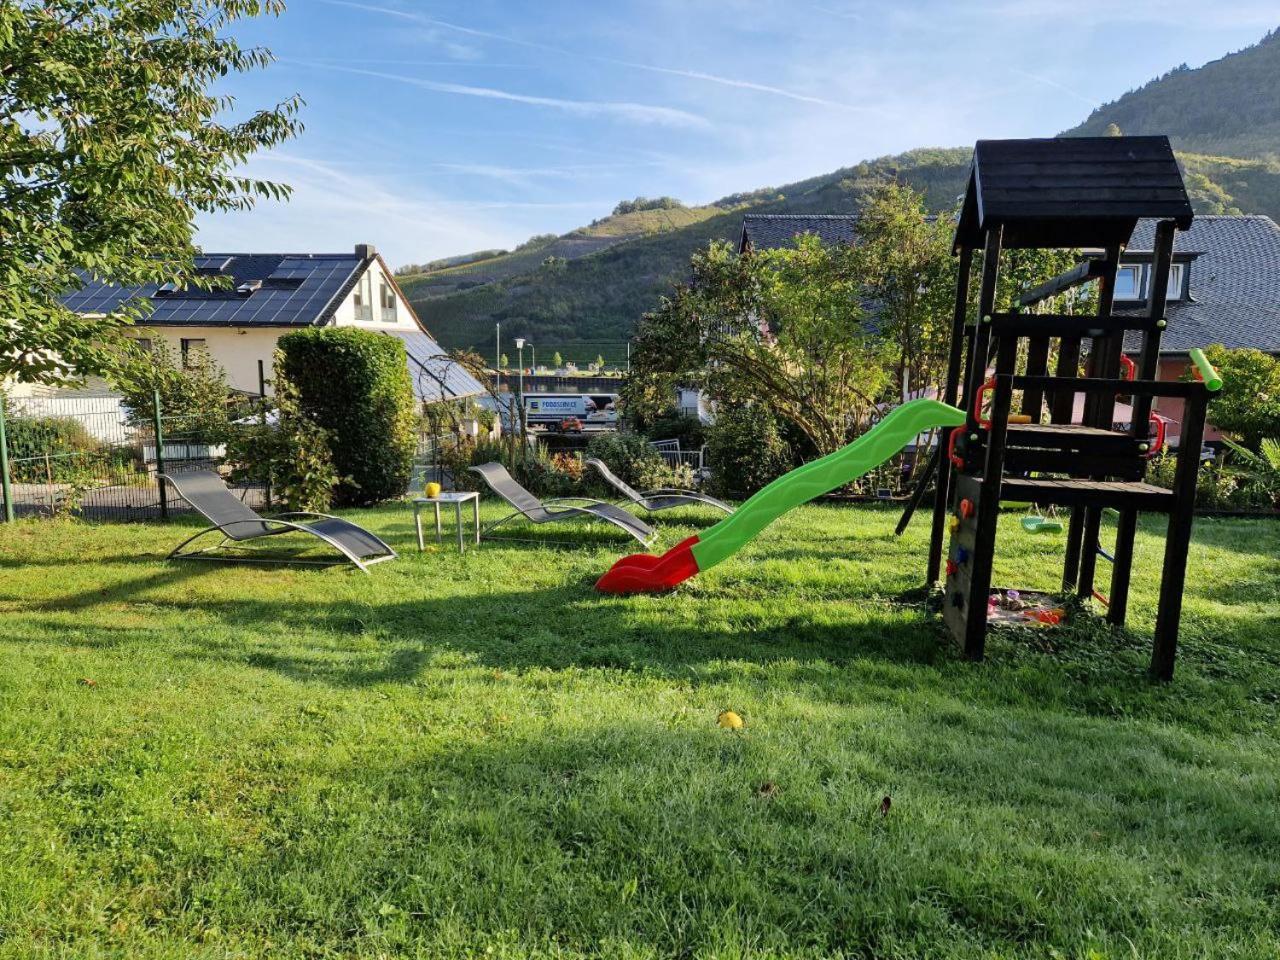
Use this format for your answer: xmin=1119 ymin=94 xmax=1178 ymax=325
xmin=413 ymin=142 xmax=1280 ymax=354
xmin=2 ymin=504 xmax=1278 ymax=958
xmin=398 ymin=206 xmax=726 ymax=302
xmin=415 ymin=148 xmax=974 ymax=351
xmin=1064 ymin=29 xmax=1280 ymax=160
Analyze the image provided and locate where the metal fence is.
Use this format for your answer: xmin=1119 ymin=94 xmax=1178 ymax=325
xmin=0 ymin=392 xmax=265 ymax=522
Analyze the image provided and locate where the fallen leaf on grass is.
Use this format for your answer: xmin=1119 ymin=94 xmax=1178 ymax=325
xmin=77 ymin=678 xmax=97 ymax=687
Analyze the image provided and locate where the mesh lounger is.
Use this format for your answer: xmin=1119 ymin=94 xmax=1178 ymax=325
xmin=469 ymin=462 xmax=656 ymax=545
xmin=585 ymin=457 xmax=733 ymax=515
xmin=160 ymin=470 xmax=396 ymax=573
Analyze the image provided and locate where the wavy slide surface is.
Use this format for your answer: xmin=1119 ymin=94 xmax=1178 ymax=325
xmin=596 ymin=398 xmax=966 ymax=594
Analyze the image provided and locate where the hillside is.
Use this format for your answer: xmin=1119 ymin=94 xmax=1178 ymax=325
xmin=398 ymin=203 xmax=727 ymax=300
xmin=414 ymin=28 xmax=1280 ymax=354
xmin=413 ymin=148 xmax=974 ymax=352
xmin=1064 ymin=28 xmax=1280 ymax=158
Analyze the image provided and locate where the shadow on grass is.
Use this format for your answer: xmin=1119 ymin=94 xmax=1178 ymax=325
xmin=214 ymin=712 xmax=1280 ymax=958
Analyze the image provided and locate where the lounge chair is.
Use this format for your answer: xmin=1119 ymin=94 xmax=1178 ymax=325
xmin=160 ymin=469 xmax=396 ymax=573
xmin=585 ymin=457 xmax=733 ymax=515
xmin=469 ymin=462 xmax=655 ymax=545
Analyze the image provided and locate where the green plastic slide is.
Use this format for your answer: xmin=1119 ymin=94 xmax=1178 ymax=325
xmin=597 ymin=398 xmax=967 ymax=593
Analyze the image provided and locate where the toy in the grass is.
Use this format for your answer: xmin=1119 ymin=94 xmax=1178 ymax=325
xmin=595 ymin=399 xmax=966 ymax=594
xmin=717 ymin=710 xmax=744 ymax=730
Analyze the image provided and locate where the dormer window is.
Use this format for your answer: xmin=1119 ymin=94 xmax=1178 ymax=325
xmin=1113 ymin=261 xmax=1188 ymax=302
xmin=1115 ymin=265 xmax=1142 ymax=300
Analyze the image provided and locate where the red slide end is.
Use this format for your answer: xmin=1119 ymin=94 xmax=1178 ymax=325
xmin=596 ymin=536 xmax=701 ymax=594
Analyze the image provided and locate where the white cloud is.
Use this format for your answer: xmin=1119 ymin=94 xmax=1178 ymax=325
xmin=194 ymin=152 xmax=610 ymax=266
xmin=286 ymin=60 xmax=713 ymax=129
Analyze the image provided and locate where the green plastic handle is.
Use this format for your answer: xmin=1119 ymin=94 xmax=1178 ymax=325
xmin=1188 ymin=348 xmax=1223 ymax=392
xmin=689 ymin=398 xmax=966 ymax=573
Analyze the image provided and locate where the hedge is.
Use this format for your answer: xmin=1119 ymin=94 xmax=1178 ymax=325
xmin=277 ymin=327 xmax=416 ymax=506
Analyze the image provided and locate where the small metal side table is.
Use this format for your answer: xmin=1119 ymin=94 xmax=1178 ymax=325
xmin=412 ymin=491 xmax=481 ymax=552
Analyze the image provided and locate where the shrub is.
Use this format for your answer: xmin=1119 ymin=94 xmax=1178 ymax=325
xmin=117 ymin=340 xmax=242 ymax=445
xmin=705 ymin=404 xmax=793 ymax=497
xmin=224 ymin=368 xmax=342 ymax=512
xmin=1201 ymin=346 xmax=1280 ymax=450
xmin=585 ymin=431 xmax=664 ymax=487
xmin=643 ymin=409 xmax=705 ymax=449
xmin=277 ymin=328 xmax=416 ymax=506
xmin=4 ymin=413 xmax=103 ymax=483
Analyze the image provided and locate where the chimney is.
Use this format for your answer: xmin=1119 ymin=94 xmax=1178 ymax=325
xmin=354 ymin=243 xmax=377 ymax=260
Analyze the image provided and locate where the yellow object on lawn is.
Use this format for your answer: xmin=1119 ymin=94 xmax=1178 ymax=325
xmin=717 ymin=710 xmax=744 ymax=730
xmin=424 ymin=481 xmax=442 ymax=498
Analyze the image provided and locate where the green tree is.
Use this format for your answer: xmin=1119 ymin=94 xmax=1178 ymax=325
xmin=594 ymin=354 xmax=606 ymax=371
xmin=500 ymin=353 xmax=510 ymax=369
xmin=633 ymin=236 xmax=890 ymax=456
xmin=117 ymin=340 xmax=242 ymax=445
xmin=0 ymin=0 xmax=301 ymax=385
xmin=552 ymin=351 xmax=563 ymax=369
xmin=854 ymin=182 xmax=955 ymax=399
xmin=1202 ymin=346 xmax=1280 ymax=448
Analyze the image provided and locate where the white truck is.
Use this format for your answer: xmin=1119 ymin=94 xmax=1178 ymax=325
xmin=523 ymin=393 xmax=618 ymax=430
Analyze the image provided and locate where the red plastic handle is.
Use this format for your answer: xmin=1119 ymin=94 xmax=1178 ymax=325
xmin=973 ymin=377 xmax=996 ymax=429
xmin=1119 ymin=355 xmax=1136 ymax=382
xmin=947 ymin=427 xmax=965 ymax=469
xmin=1144 ymin=413 xmax=1168 ymax=458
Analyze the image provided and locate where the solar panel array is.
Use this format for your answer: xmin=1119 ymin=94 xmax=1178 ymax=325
xmin=60 ymin=254 xmax=362 ymax=327
xmin=388 ymin=329 xmax=486 ymax=402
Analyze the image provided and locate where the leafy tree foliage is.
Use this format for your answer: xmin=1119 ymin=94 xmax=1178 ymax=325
xmin=612 ymin=196 xmax=684 ymax=216
xmin=117 ymin=341 xmax=245 ymax=445
xmin=633 ymin=235 xmax=890 ymax=456
xmin=1201 ymin=346 xmax=1280 ymax=449
xmin=0 ymin=0 xmax=300 ymax=384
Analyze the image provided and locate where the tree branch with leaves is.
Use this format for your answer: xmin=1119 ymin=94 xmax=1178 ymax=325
xmin=0 ymin=0 xmax=301 ymax=385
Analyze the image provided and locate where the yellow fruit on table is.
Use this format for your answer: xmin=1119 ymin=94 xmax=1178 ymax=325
xmin=424 ymin=481 xmax=442 ymax=498
xmin=717 ymin=710 xmax=744 ymax=730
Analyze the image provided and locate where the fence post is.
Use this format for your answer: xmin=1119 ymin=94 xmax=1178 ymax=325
xmin=152 ymin=389 xmax=168 ymax=520
xmin=258 ymin=358 xmax=272 ymax=510
xmin=0 ymin=397 xmax=13 ymax=523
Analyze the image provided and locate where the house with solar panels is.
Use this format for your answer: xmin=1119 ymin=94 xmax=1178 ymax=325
xmin=47 ymin=243 xmax=484 ymax=405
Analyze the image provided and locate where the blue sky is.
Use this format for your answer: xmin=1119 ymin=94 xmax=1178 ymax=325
xmin=196 ymin=0 xmax=1279 ymax=267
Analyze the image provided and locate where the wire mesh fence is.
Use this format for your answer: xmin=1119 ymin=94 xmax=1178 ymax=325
xmin=1 ymin=392 xmax=265 ymax=522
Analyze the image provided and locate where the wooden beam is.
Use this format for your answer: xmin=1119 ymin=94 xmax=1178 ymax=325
xmin=927 ymin=243 xmax=975 ymax=585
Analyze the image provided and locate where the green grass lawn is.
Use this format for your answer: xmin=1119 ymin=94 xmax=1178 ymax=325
xmin=1 ymin=502 xmax=1278 ymax=959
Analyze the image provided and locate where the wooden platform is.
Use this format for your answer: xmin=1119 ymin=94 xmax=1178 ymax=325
xmin=1004 ymin=423 xmax=1142 ymax=455
xmin=979 ymin=476 xmax=1175 ymax=511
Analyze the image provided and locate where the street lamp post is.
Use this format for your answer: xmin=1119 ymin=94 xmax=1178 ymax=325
xmin=515 ymin=337 xmax=526 ymax=437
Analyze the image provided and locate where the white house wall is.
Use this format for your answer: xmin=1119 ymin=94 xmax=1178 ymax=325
xmin=131 ymin=258 xmax=424 ymax=395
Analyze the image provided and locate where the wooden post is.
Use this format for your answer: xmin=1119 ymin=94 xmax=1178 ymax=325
xmin=927 ymin=243 xmax=975 ymax=584
xmin=1073 ymin=245 xmax=1122 ymax=598
xmin=1111 ymin=220 xmax=1177 ymax=624
xmin=152 ymin=389 xmax=168 ymax=521
xmin=0 ymin=398 xmax=12 ymax=523
xmin=1150 ymin=387 xmax=1208 ymax=681
xmin=964 ymin=357 xmax=1015 ymax=661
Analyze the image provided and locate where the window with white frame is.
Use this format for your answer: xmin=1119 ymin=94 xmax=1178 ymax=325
xmin=1114 ymin=264 xmax=1142 ymax=300
xmin=352 ymin=271 xmax=374 ymax=321
xmin=1166 ymin=263 xmax=1185 ymax=300
xmin=379 ymin=279 xmax=396 ymax=321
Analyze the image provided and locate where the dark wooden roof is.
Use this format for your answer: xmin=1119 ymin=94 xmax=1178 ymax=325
xmin=954 ymin=136 xmax=1193 ymax=251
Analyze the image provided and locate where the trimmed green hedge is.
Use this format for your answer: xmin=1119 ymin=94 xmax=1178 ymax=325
xmin=277 ymin=327 xmax=416 ymax=506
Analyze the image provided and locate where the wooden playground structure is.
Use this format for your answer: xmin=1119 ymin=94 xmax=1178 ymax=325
xmin=926 ymin=136 xmax=1221 ymax=681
